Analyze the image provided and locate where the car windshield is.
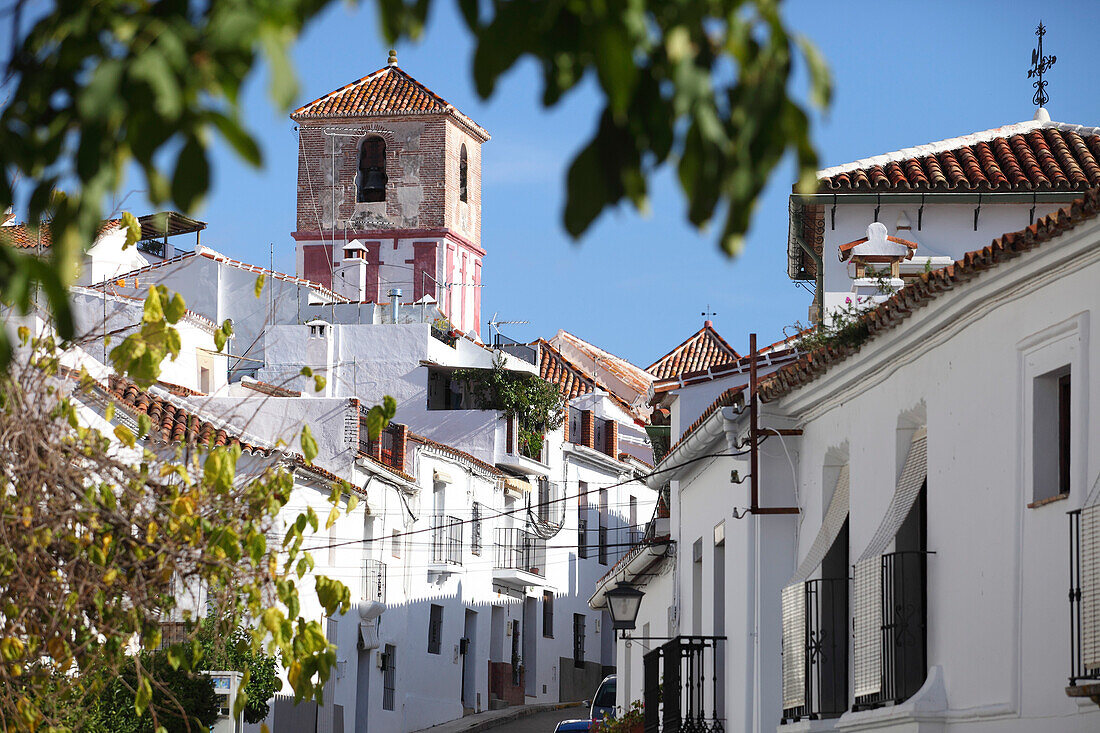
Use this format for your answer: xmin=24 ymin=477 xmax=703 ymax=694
xmin=593 ymin=680 xmax=616 ymax=707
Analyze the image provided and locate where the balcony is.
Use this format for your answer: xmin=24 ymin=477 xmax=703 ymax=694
xmin=493 ymin=527 xmax=550 ymax=589
xmin=642 ymin=635 xmax=726 ymax=732
xmin=1067 ymin=509 xmax=1100 ymax=705
xmin=782 ymin=578 xmax=849 ymax=723
xmin=853 ymin=551 xmax=928 ymax=711
xmin=430 ymin=515 xmax=463 ymax=567
xmin=498 ymin=415 xmax=550 ymax=476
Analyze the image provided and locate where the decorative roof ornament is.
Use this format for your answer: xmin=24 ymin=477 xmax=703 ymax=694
xmin=1028 ymin=22 xmax=1056 ymax=108
xmin=388 ymin=49 xmax=398 ymax=66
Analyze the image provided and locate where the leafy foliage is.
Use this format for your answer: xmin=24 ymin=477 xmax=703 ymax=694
xmin=0 ymin=0 xmax=825 ymax=371
xmin=0 ymin=293 xmax=365 ymax=731
xmin=455 ymin=354 xmax=565 ymax=459
xmin=595 ymin=699 xmax=645 ymax=732
xmin=86 ymin=652 xmax=219 ymax=733
xmin=196 ymin=617 xmax=281 ymax=725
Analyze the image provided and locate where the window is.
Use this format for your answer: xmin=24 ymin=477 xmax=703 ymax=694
xmin=573 ymin=613 xmax=585 ymax=668
xmin=428 ymin=604 xmax=444 ymax=654
xmin=199 ymin=366 xmax=211 ymax=394
xmin=568 ymin=406 xmax=583 ymax=446
xmin=537 ymin=477 xmax=551 ymax=523
xmin=391 ymin=529 xmax=401 ymax=559
xmin=543 ymin=591 xmax=554 ymax=638
xmin=382 ymin=644 xmax=396 ymax=710
xmin=598 ymin=488 xmax=609 ymax=565
xmin=578 ymin=484 xmax=589 ymax=559
xmin=472 ymin=502 xmax=483 ymax=556
xmin=358 ymin=136 xmax=387 ymax=203
xmin=459 ymin=144 xmax=469 ymax=202
xmin=594 ymin=416 xmax=610 ymax=455
xmin=1033 ymin=366 xmax=1072 ymax=503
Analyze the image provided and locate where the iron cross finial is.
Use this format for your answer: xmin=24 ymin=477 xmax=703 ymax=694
xmin=701 ymin=306 xmax=717 ymax=321
xmin=1028 ymin=22 xmax=1056 ymax=108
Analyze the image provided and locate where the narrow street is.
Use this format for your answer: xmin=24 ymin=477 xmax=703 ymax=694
xmin=491 ymin=706 xmax=589 ymax=733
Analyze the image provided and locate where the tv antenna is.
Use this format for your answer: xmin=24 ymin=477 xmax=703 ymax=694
xmin=487 ymin=312 xmax=529 ymax=345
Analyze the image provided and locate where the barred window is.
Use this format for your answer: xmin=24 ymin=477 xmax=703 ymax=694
xmin=382 ymin=644 xmax=396 ymax=710
xmin=428 ymin=604 xmax=444 ymax=655
xmin=578 ymin=484 xmax=589 ymax=559
xmin=573 ymin=613 xmax=585 ymax=668
xmin=472 ymin=502 xmax=483 ymax=556
xmin=543 ymin=591 xmax=554 ymax=638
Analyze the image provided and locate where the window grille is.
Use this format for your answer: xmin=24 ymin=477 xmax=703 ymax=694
xmin=459 ymin=144 xmax=469 ymax=202
xmin=431 ymin=515 xmax=463 ymax=565
xmin=382 ymin=644 xmax=396 ymax=710
xmin=428 ymin=604 xmax=444 ymax=654
xmin=573 ymin=614 xmax=586 ymax=668
xmin=363 ymin=559 xmax=386 ymax=603
xmin=598 ymin=488 xmax=609 ymax=565
xmin=471 ymin=502 xmax=482 ymax=556
xmin=594 ymin=417 xmax=611 ymax=455
xmin=391 ymin=529 xmax=401 ymax=559
xmin=538 ymin=478 xmax=551 ymax=523
xmin=578 ymin=486 xmax=589 ymax=559
xmin=543 ymin=591 xmax=554 ymax=638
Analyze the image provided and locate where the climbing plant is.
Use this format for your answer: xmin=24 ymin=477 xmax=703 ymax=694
xmin=455 ymin=354 xmax=565 ymax=459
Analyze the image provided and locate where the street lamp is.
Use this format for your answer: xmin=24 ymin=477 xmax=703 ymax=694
xmin=605 ymin=581 xmax=645 ymax=636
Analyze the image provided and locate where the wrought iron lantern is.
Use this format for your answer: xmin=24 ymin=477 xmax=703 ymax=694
xmin=605 ymin=581 xmax=645 ymax=633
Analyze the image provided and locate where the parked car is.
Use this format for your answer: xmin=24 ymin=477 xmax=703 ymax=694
xmin=554 ymin=720 xmax=594 ymax=732
xmin=590 ymin=674 xmax=617 ymax=727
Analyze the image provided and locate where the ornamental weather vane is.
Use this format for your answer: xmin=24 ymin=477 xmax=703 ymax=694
xmin=1028 ymin=22 xmax=1056 ymax=107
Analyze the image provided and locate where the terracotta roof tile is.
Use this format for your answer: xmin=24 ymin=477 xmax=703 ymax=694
xmin=647 ymin=321 xmax=740 ymax=380
xmin=1 ymin=220 xmax=120 ymax=249
xmin=292 ymin=65 xmax=449 ymax=119
xmin=761 ymin=188 xmax=1100 ymax=402
xmin=535 ymin=339 xmax=595 ymax=400
xmin=104 ymin=374 xmax=272 ymax=455
xmin=407 ymin=431 xmax=504 ymax=477
xmin=553 ymin=331 xmax=654 ymax=396
xmin=817 ymin=122 xmax=1100 ymax=193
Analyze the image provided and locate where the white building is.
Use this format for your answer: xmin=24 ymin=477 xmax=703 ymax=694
xmin=598 ymin=115 xmax=1100 ymax=733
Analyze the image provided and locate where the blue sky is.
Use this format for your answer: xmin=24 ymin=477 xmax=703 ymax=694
xmin=121 ymin=1 xmax=1099 ymax=366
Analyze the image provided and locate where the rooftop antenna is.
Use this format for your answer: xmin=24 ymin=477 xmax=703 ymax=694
xmin=1029 ymin=21 xmax=1056 ymax=109
xmin=487 ymin=312 xmax=529 ymax=346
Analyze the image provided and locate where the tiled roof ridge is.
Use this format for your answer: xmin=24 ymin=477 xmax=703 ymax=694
xmin=90 ymin=247 xmax=350 ymax=303
xmin=534 ymin=338 xmax=596 ymax=398
xmin=762 ymin=188 xmax=1100 ymax=402
xmin=1 ymin=219 xmax=122 ymax=249
xmin=817 ymin=118 xmax=1100 ymax=180
xmin=554 ymin=330 xmax=655 ymax=400
xmin=241 ymin=379 xmax=303 ymax=398
xmin=103 ymin=373 xmax=275 ymax=455
xmin=651 ymin=345 xmax=799 ymax=393
xmin=646 ymin=322 xmax=741 ymax=379
xmin=292 ymin=64 xmax=448 ymax=117
xmin=407 ymin=431 xmax=503 ymax=477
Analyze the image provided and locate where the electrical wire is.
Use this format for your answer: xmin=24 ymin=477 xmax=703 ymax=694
xmin=298 ymin=448 xmax=750 ymax=554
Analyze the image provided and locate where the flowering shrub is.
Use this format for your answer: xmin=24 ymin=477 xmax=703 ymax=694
xmin=595 ymin=699 xmax=644 ymax=732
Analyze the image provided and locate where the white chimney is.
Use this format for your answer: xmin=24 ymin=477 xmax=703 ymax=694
xmin=389 ymin=288 xmax=402 ymax=324
xmin=334 ymin=240 xmax=369 ymax=301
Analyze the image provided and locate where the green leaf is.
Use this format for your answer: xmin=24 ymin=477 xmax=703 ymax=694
xmin=121 ymin=212 xmax=141 ymax=250
xmin=114 ymin=425 xmax=136 ymax=448
xmin=796 ymin=35 xmax=833 ymax=110
xmin=209 ymin=111 xmax=263 ymax=167
xmin=135 ymin=674 xmax=152 ymax=716
xmin=254 ymin=273 xmax=266 ymax=298
xmin=300 ymin=425 xmax=318 ymax=464
xmin=171 ymin=136 xmax=210 ymax=213
xmin=164 ymin=293 xmax=187 ymax=324
xmin=313 ymin=375 xmax=326 ymax=392
xmin=143 ymin=287 xmax=164 ymax=324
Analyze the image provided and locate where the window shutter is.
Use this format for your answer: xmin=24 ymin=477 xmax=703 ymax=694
xmin=788 ymin=465 xmax=850 ymax=585
xmin=857 ymin=428 xmax=928 ymax=563
xmin=1082 ymin=504 xmax=1100 ymax=669
xmin=781 ymin=583 xmax=806 ymax=710
xmin=852 ymin=557 xmax=883 ymax=698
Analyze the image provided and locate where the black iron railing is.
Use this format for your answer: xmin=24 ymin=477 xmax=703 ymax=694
xmin=362 ymin=421 xmax=401 ymax=469
xmin=854 ymin=551 xmax=927 ymax=711
xmin=494 ymin=333 xmax=538 ymax=365
xmin=431 ymin=515 xmax=462 ymax=565
xmin=783 ymin=578 xmax=848 ymax=722
xmin=643 ymin=636 xmax=726 ymax=733
xmin=364 ymin=559 xmax=386 ymax=603
xmin=1069 ymin=509 xmax=1100 ymax=686
xmin=494 ymin=527 xmax=546 ymax=576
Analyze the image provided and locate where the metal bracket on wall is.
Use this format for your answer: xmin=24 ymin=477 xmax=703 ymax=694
xmin=918 ymin=194 xmax=925 ymax=231
xmin=830 ymin=193 xmax=837 ymax=230
xmin=974 ymin=193 xmax=982 ymax=231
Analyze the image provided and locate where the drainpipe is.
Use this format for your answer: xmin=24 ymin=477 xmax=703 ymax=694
xmin=389 ymin=288 xmax=402 ymax=324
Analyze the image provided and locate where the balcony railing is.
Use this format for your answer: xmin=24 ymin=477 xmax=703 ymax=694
xmin=494 ymin=527 xmax=546 ymax=577
xmin=364 ymin=559 xmax=386 ymax=603
xmin=361 ymin=421 xmax=401 ymax=470
xmin=782 ymin=578 xmax=848 ymax=722
xmin=643 ymin=635 xmax=726 ymax=733
xmin=1069 ymin=508 xmax=1100 ymax=686
xmin=853 ymin=551 xmax=927 ymax=711
xmin=431 ymin=515 xmax=463 ymax=566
